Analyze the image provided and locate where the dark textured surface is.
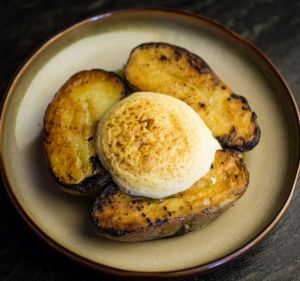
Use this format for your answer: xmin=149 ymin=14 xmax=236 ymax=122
xmin=0 ymin=0 xmax=299 ymax=280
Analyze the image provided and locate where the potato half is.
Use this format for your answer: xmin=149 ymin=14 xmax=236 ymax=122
xmin=90 ymin=150 xmax=249 ymax=241
xmin=124 ymin=42 xmax=260 ymax=152
xmin=44 ymin=69 xmax=127 ymax=195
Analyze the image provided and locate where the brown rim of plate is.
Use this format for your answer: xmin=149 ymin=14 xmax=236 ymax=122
xmin=0 ymin=8 xmax=299 ymax=280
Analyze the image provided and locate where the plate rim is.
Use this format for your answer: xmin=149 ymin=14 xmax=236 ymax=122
xmin=0 ymin=8 xmax=299 ymax=280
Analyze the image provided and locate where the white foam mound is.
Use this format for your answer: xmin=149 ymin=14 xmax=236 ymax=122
xmin=96 ymin=92 xmax=220 ymax=199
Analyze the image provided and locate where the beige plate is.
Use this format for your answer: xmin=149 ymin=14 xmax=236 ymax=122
xmin=0 ymin=9 xmax=299 ymax=279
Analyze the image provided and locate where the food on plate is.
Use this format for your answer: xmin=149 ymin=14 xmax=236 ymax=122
xmin=90 ymin=150 xmax=249 ymax=242
xmin=124 ymin=42 xmax=260 ymax=152
xmin=44 ymin=69 xmax=127 ymax=195
xmin=43 ymin=41 xmax=260 ymax=242
xmin=95 ymin=92 xmax=221 ymax=199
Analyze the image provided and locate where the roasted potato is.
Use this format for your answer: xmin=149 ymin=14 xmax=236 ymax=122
xmin=44 ymin=69 xmax=127 ymax=195
xmin=124 ymin=42 xmax=260 ymax=152
xmin=90 ymin=150 xmax=249 ymax=241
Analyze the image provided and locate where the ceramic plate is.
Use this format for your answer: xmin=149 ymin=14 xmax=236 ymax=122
xmin=1 ymin=9 xmax=299 ymax=279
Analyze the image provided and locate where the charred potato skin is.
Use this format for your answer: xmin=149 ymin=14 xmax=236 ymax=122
xmin=216 ymin=95 xmax=261 ymax=151
xmin=44 ymin=153 xmax=111 ymax=196
xmin=90 ymin=150 xmax=249 ymax=241
xmin=124 ymin=42 xmax=260 ymax=152
xmin=44 ymin=69 xmax=127 ymax=196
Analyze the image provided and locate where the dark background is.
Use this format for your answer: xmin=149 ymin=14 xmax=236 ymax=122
xmin=0 ymin=0 xmax=299 ymax=280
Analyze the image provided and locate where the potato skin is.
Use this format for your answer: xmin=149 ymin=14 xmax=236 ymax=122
xmin=90 ymin=150 xmax=249 ymax=241
xmin=44 ymin=69 xmax=127 ymax=195
xmin=124 ymin=42 xmax=260 ymax=152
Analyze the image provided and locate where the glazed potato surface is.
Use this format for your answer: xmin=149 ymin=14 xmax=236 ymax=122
xmin=124 ymin=42 xmax=260 ymax=151
xmin=91 ymin=150 xmax=249 ymax=241
xmin=44 ymin=69 xmax=127 ymax=195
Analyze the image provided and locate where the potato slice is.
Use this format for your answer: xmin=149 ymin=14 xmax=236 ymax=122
xmin=44 ymin=70 xmax=127 ymax=195
xmin=90 ymin=150 xmax=249 ymax=241
xmin=124 ymin=42 xmax=260 ymax=151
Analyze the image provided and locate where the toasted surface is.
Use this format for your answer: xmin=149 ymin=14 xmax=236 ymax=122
xmin=90 ymin=150 xmax=249 ymax=241
xmin=96 ymin=92 xmax=220 ymax=199
xmin=44 ymin=69 xmax=127 ymax=195
xmin=124 ymin=42 xmax=260 ymax=151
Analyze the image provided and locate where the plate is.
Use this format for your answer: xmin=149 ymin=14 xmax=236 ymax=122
xmin=0 ymin=9 xmax=299 ymax=279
